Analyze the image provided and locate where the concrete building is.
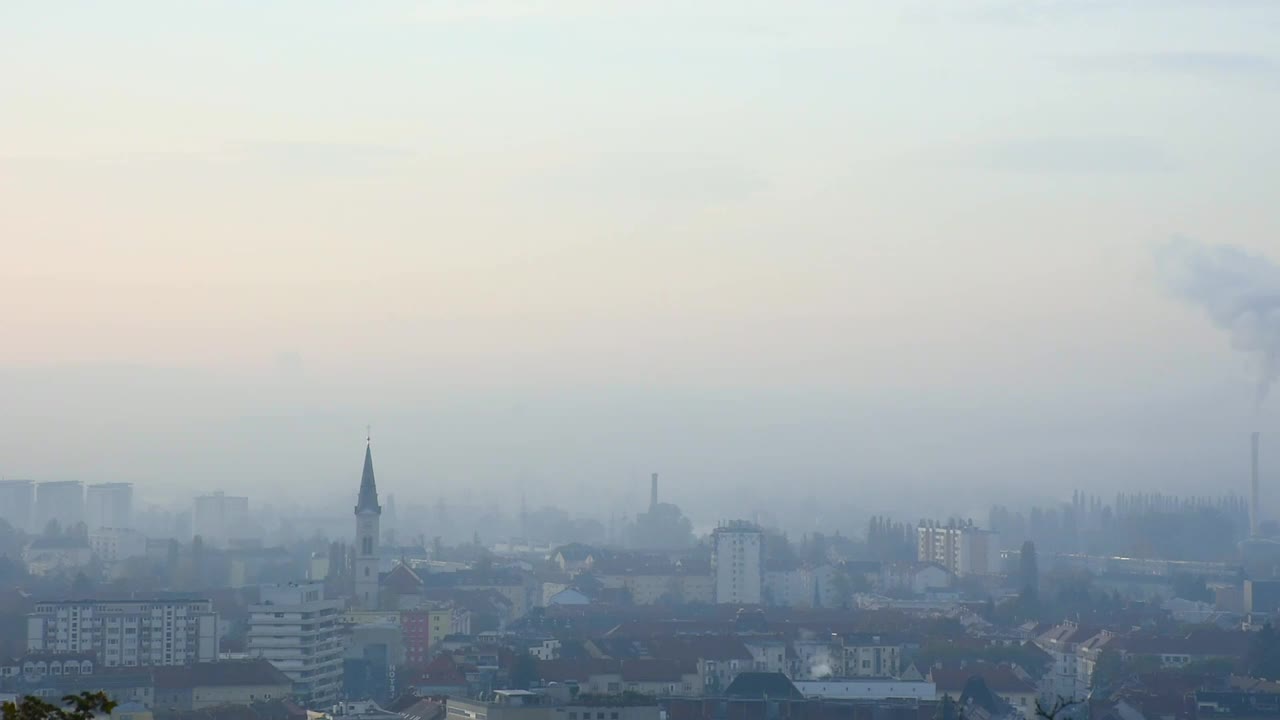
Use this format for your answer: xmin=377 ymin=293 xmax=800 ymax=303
xmin=840 ymin=635 xmax=904 ymax=678
xmin=27 ymin=598 xmax=219 ymax=667
xmin=90 ymin=528 xmax=148 ymax=564
xmin=916 ymin=521 xmax=996 ymax=576
xmin=712 ymin=521 xmax=763 ymax=605
xmin=249 ymin=582 xmax=344 ymax=708
xmin=0 ymin=480 xmax=34 ymax=533
xmin=1245 ymin=579 xmax=1280 ymax=615
xmin=354 ymin=441 xmax=382 ymax=609
xmin=793 ymin=679 xmax=935 ymax=700
xmin=23 ymin=536 xmax=93 ymax=576
xmin=448 ymin=690 xmax=659 ymax=720
xmin=192 ymin=492 xmax=249 ymax=548
xmin=34 ymin=481 xmax=85 ymax=532
xmin=152 ymin=660 xmax=293 ymax=711
xmin=87 ymin=482 xmax=134 ymax=531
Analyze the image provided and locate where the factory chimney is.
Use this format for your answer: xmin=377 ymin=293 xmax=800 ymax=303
xmin=650 ymin=473 xmax=658 ymax=512
xmin=1252 ymin=432 xmax=1261 ymax=537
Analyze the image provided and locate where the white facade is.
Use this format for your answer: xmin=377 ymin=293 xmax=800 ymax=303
xmin=35 ymin=481 xmax=85 ymax=531
xmin=794 ymin=679 xmax=935 ymax=700
xmin=712 ymin=521 xmax=763 ymax=605
xmin=0 ymin=480 xmax=34 ymax=533
xmin=90 ymin=528 xmax=148 ymax=563
xmin=27 ymin=599 xmax=218 ymax=667
xmin=249 ymin=582 xmax=344 ymax=708
xmin=86 ymin=483 xmax=134 ymax=531
xmin=193 ymin=492 xmax=249 ymax=548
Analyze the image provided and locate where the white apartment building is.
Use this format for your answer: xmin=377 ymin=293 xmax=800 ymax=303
xmin=248 ymin=582 xmax=344 ymax=708
xmin=87 ymin=483 xmax=134 ymax=531
xmin=916 ymin=521 xmax=996 ymax=576
xmin=712 ymin=521 xmax=763 ymax=605
xmin=89 ymin=528 xmax=148 ymax=563
xmin=27 ymin=599 xmax=218 ymax=667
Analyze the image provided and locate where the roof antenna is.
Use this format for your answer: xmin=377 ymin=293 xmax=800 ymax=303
xmin=366 ymin=424 xmax=372 ymax=445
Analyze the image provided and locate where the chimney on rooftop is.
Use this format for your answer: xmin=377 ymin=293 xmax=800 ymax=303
xmin=650 ymin=473 xmax=658 ymax=511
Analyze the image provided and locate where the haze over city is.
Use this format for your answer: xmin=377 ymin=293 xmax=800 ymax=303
xmin=4 ymin=0 xmax=1280 ymax=527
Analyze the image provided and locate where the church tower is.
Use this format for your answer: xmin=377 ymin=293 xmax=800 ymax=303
xmin=354 ymin=439 xmax=382 ymax=608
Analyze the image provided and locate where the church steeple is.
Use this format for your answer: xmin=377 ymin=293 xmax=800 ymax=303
xmin=355 ymin=440 xmax=381 ymax=515
xmin=354 ymin=437 xmax=383 ymax=609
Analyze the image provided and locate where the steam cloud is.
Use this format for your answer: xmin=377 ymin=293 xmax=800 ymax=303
xmin=1156 ymin=238 xmax=1280 ymax=411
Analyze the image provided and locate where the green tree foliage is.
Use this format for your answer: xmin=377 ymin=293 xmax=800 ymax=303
xmin=1249 ymin=623 xmax=1280 ymax=680
xmin=866 ymin=516 xmax=915 ymax=562
xmin=1091 ymin=649 xmax=1123 ymax=690
xmin=509 ymin=653 xmax=539 ymax=690
xmin=2 ymin=692 xmax=116 ymax=720
xmin=1019 ymin=541 xmax=1039 ymax=593
xmin=1170 ymin=573 xmax=1213 ymax=603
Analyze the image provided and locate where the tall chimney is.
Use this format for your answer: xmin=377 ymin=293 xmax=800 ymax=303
xmin=650 ymin=473 xmax=659 ymax=511
xmin=1252 ymin=432 xmax=1261 ymax=537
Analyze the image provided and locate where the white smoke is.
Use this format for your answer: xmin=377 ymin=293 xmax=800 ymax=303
xmin=1156 ymin=237 xmax=1280 ymax=412
xmin=808 ymin=650 xmax=834 ymax=679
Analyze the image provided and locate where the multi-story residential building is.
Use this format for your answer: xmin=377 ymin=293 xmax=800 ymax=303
xmin=840 ymin=635 xmax=903 ymax=678
xmin=1033 ymin=623 xmax=1097 ymax=702
xmin=712 ymin=521 xmax=763 ymax=605
xmin=90 ymin=528 xmax=148 ymax=564
xmin=248 ymin=582 xmax=344 ymax=708
xmin=35 ymin=481 xmax=85 ymax=532
xmin=26 ymin=598 xmax=219 ymax=668
xmin=192 ymin=492 xmax=250 ymax=548
xmin=916 ymin=521 xmax=996 ymax=576
xmin=86 ymin=483 xmax=134 ymax=531
xmin=0 ymin=480 xmax=35 ymax=532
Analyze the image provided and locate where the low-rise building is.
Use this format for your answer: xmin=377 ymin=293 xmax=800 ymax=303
xmin=793 ymin=678 xmax=935 ymax=700
xmin=152 ymin=660 xmax=293 ymax=711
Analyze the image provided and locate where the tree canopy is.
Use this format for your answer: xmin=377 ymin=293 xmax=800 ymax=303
xmin=2 ymin=692 xmax=116 ymax=720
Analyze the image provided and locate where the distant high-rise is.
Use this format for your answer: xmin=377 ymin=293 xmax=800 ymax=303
xmin=0 ymin=480 xmax=35 ymax=532
xmin=192 ymin=491 xmax=249 ymax=548
xmin=87 ymin=482 xmax=133 ymax=530
xmin=34 ymin=481 xmax=85 ymax=532
xmin=354 ymin=440 xmax=382 ymax=609
xmin=712 ymin=521 xmax=763 ymax=605
xmin=916 ymin=521 xmax=995 ymax=576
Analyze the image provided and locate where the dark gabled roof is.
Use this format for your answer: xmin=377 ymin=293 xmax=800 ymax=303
xmin=153 ymin=660 xmax=292 ymax=689
xmin=620 ymin=658 xmax=697 ymax=682
xmin=355 ymin=442 xmax=381 ymax=515
xmin=724 ymin=672 xmax=804 ymax=700
xmin=930 ymin=664 xmax=1036 ymax=695
xmin=959 ymin=676 xmax=1009 ymax=715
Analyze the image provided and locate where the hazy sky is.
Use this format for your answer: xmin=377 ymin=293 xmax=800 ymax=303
xmin=3 ymin=1 xmax=1280 ymax=526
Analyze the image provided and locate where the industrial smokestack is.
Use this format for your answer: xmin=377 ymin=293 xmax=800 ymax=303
xmin=1252 ymin=432 xmax=1261 ymax=537
xmin=650 ymin=473 xmax=658 ymax=511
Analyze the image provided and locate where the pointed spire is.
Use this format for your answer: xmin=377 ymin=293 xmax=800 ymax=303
xmin=355 ymin=439 xmax=381 ymax=515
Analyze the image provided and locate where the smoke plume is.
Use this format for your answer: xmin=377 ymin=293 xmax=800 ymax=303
xmin=1156 ymin=238 xmax=1280 ymax=412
